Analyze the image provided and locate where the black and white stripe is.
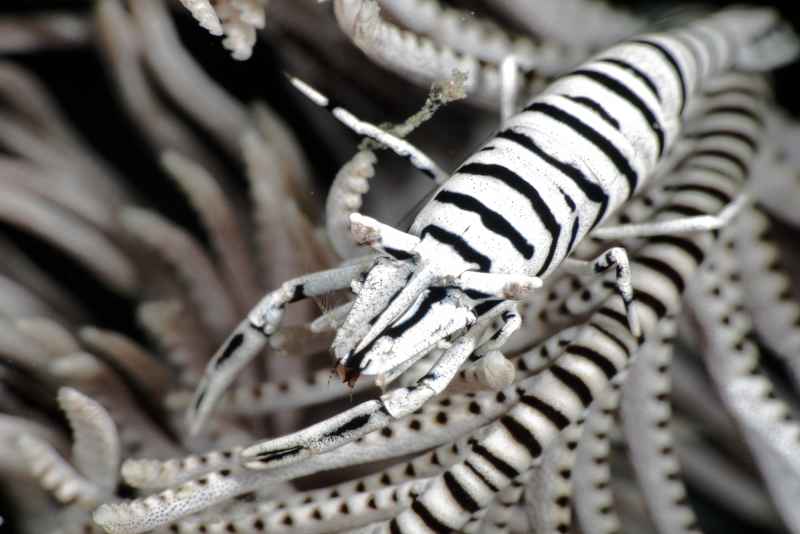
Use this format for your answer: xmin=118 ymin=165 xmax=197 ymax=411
xmin=408 ymin=12 xmax=742 ymax=282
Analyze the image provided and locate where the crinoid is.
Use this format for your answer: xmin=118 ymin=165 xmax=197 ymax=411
xmin=1 ymin=2 xmax=800 ymax=534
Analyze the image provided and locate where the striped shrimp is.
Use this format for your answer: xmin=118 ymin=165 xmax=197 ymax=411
xmin=185 ymin=6 xmax=798 ymax=471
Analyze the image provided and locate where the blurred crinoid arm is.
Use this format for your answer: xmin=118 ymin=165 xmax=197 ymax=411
xmin=177 ymin=0 xmax=268 ymax=60
xmin=127 ymin=0 xmax=251 ymax=157
xmin=0 ymin=181 xmax=138 ymax=296
xmin=159 ymin=150 xmax=261 ymax=313
xmin=95 ymin=0 xmax=233 ymax=179
xmin=751 ymin=110 xmax=800 ymax=228
xmin=0 ymin=12 xmax=90 ymax=54
xmin=329 ymin=0 xmax=562 ymax=107
xmin=324 ymin=0 xmax=636 ymax=110
xmin=734 ymin=206 xmax=800 ymax=390
xmin=489 ymin=0 xmax=644 ymax=49
xmin=0 ymin=63 xmax=131 ymax=208
xmin=16 ymin=387 xmax=120 ymax=508
xmin=375 ymin=0 xmax=577 ymax=71
xmin=685 ymin=218 xmax=800 ymax=532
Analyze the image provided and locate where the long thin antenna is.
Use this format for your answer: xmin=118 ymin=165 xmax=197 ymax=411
xmin=286 ymin=74 xmax=449 ymax=184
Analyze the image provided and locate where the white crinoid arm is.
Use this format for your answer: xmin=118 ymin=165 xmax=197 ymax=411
xmin=178 ymin=0 xmax=223 ymax=35
xmin=178 ymin=0 xmax=269 ymax=60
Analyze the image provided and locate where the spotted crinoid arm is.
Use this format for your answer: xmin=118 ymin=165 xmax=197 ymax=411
xmin=573 ymin=378 xmax=624 ymax=534
xmin=521 ymin=411 xmax=585 ymax=533
xmin=734 ymin=206 xmax=800 ymax=390
xmin=156 ymin=332 xmax=578 ymax=491
xmin=96 ymin=390 xmax=515 ymax=532
xmin=620 ymin=317 xmax=702 ymax=533
xmin=166 ymin=365 xmax=375 ymax=421
xmin=146 ymin=430 xmax=497 ymax=534
xmin=685 ymin=219 xmax=800 ymax=532
xmin=467 ymin=470 xmax=530 ymax=533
